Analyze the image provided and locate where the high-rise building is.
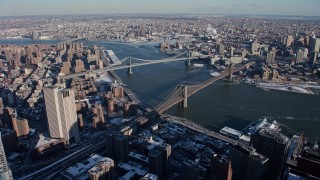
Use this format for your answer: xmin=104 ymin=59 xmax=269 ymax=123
xmin=295 ymin=50 xmax=304 ymax=64
xmin=251 ymin=126 xmax=290 ymax=180
xmin=219 ymin=44 xmax=225 ymax=55
xmin=106 ymin=132 xmax=128 ymax=162
xmin=286 ymin=35 xmax=294 ymax=47
xmin=230 ymin=46 xmax=234 ymax=56
xmin=0 ymin=132 xmax=13 ymax=180
xmin=0 ymin=129 xmax=18 ymax=155
xmin=74 ymin=59 xmax=85 ymax=73
xmin=12 ymin=117 xmax=29 ymax=137
xmin=88 ymin=157 xmax=114 ymax=180
xmin=0 ymin=98 xmax=3 ymax=127
xmin=229 ymin=144 xmax=269 ymax=180
xmin=251 ymin=42 xmax=260 ymax=54
xmin=313 ymin=51 xmax=319 ymax=64
xmin=148 ymin=143 xmax=171 ymax=180
xmin=299 ymin=48 xmax=309 ymax=58
xmin=77 ymin=114 xmax=84 ymax=130
xmin=0 ymin=97 xmax=3 ymax=115
xmin=92 ymin=104 xmax=104 ymax=129
xmin=311 ymin=38 xmax=320 ymax=52
xmin=112 ymin=86 xmax=124 ymax=98
xmin=60 ymin=62 xmax=71 ymax=75
xmin=293 ymin=145 xmax=320 ymax=178
xmin=44 ymin=86 xmax=80 ymax=144
xmin=181 ymin=159 xmax=206 ymax=180
xmin=1 ymin=108 xmax=14 ymax=129
xmin=266 ymin=51 xmax=276 ymax=64
xmin=31 ymin=31 xmax=40 ymax=40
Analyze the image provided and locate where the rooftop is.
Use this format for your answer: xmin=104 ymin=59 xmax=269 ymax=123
xmin=243 ymin=118 xmax=279 ymax=135
xmin=259 ymin=128 xmax=289 ymax=144
xmin=220 ymin=126 xmax=242 ymax=138
xmin=302 ymin=146 xmax=320 ymax=161
xmin=118 ymin=162 xmax=147 ymax=180
xmin=141 ymin=173 xmax=158 ymax=180
xmin=88 ymin=157 xmax=114 ymax=175
xmin=35 ymin=135 xmax=63 ymax=148
xmin=61 ymin=154 xmax=105 ymax=180
xmin=233 ymin=144 xmax=269 ymax=164
xmin=0 ymin=128 xmax=15 ymax=136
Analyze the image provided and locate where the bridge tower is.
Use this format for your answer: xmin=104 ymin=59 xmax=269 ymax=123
xmin=183 ymin=85 xmax=188 ymax=108
xmin=229 ymin=64 xmax=235 ymax=81
xmin=186 ymin=52 xmax=191 ymax=66
xmin=186 ymin=59 xmax=191 ymax=66
xmin=178 ymin=85 xmax=188 ymax=108
xmin=127 ymin=57 xmax=133 ymax=74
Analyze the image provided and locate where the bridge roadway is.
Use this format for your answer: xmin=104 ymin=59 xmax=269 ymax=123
xmin=56 ymin=37 xmax=88 ymax=44
xmin=163 ymin=114 xmax=238 ymax=145
xmin=155 ymin=62 xmax=255 ymax=113
xmin=48 ymin=56 xmax=202 ymax=80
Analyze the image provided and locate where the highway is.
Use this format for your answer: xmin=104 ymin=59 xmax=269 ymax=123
xmin=20 ymin=145 xmax=91 ymax=180
xmin=56 ymin=37 xmax=88 ymax=44
xmin=19 ymin=138 xmax=106 ymax=180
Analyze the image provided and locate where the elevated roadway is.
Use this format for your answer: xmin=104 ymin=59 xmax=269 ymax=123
xmin=155 ymin=62 xmax=255 ymax=113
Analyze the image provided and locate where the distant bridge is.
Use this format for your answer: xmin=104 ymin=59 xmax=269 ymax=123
xmin=43 ymin=51 xmax=208 ymax=81
xmin=56 ymin=37 xmax=88 ymax=44
xmin=155 ymin=62 xmax=256 ymax=114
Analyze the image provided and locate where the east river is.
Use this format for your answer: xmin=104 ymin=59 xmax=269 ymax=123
xmin=1 ymin=39 xmax=320 ymax=140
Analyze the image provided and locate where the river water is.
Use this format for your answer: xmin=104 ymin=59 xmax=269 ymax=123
xmin=1 ymin=39 xmax=320 ymax=140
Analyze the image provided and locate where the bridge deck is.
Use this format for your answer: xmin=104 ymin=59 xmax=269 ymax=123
xmin=156 ymin=62 xmax=255 ymax=113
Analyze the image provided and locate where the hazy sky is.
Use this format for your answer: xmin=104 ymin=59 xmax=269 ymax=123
xmin=0 ymin=0 xmax=319 ymax=16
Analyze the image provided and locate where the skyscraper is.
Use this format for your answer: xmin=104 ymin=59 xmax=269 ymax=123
xmin=251 ymin=127 xmax=290 ymax=180
xmin=12 ymin=117 xmax=30 ymax=137
xmin=266 ymin=51 xmax=276 ymax=64
xmin=295 ymin=50 xmax=304 ymax=64
xmin=313 ymin=51 xmax=319 ymax=65
xmin=0 ymin=98 xmax=3 ymax=127
xmin=0 ymin=132 xmax=13 ymax=180
xmin=0 ymin=97 xmax=3 ymax=115
xmin=230 ymin=46 xmax=234 ymax=56
xmin=286 ymin=35 xmax=294 ymax=47
xmin=106 ymin=132 xmax=129 ymax=162
xmin=219 ymin=44 xmax=225 ymax=55
xmin=229 ymin=144 xmax=269 ymax=180
xmin=251 ymin=42 xmax=260 ymax=54
xmin=148 ymin=143 xmax=171 ymax=180
xmin=311 ymin=38 xmax=320 ymax=52
xmin=44 ymin=86 xmax=80 ymax=144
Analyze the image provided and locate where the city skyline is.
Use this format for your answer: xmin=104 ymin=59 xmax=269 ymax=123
xmin=0 ymin=0 xmax=320 ymax=17
xmin=0 ymin=7 xmax=320 ymax=178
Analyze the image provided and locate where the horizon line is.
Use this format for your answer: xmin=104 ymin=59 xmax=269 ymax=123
xmin=1 ymin=12 xmax=320 ymax=19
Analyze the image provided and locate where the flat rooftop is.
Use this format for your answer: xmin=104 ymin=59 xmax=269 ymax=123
xmin=88 ymin=157 xmax=114 ymax=175
xmin=259 ymin=128 xmax=289 ymax=144
xmin=233 ymin=144 xmax=269 ymax=164
xmin=61 ymin=154 xmax=105 ymax=180
xmin=141 ymin=173 xmax=158 ymax=180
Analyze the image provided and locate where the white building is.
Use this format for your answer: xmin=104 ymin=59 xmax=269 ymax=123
xmin=44 ymin=86 xmax=80 ymax=144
